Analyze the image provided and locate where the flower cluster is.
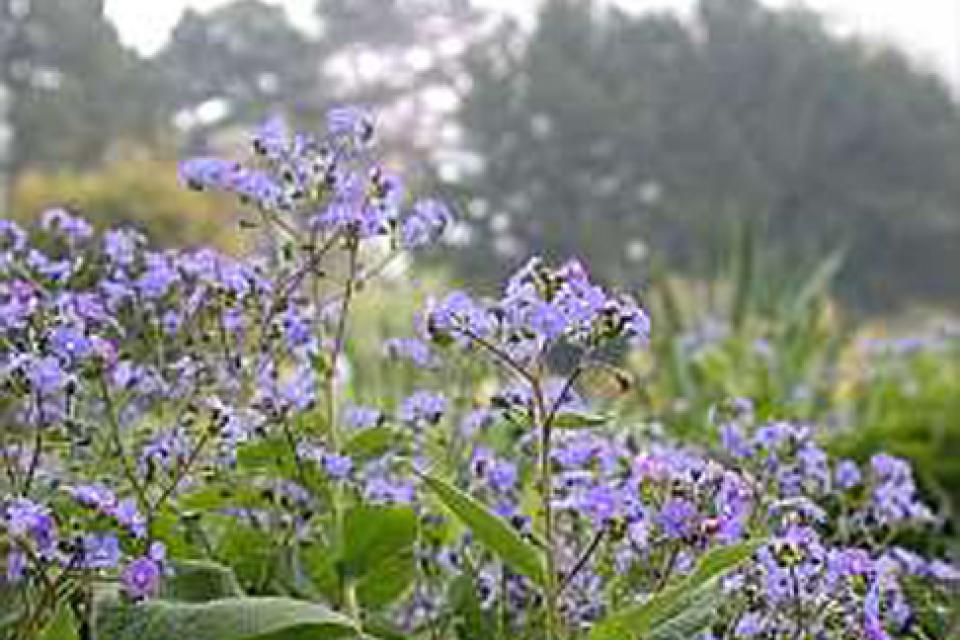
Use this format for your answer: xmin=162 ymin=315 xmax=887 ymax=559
xmin=423 ymin=257 xmax=649 ymax=362
xmin=0 ymin=107 xmax=452 ymax=636
xmin=401 ymin=393 xmax=958 ymax=637
xmin=179 ymin=108 xmax=450 ymax=247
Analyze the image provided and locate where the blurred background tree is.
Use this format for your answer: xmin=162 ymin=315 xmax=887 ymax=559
xmin=454 ymin=0 xmax=960 ymax=311
xmin=0 ymin=0 xmax=162 ymax=177
xmin=153 ymin=0 xmax=320 ymax=154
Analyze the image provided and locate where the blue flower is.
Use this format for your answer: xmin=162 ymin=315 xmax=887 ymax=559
xmin=122 ymin=556 xmax=161 ymax=599
xmin=25 ymin=356 xmax=69 ymax=395
xmin=82 ymin=533 xmax=121 ymax=569
xmin=343 ymin=404 xmax=382 ymax=429
xmin=401 ymin=199 xmax=451 ymax=249
xmin=323 ymin=453 xmax=354 ymax=480
xmin=137 ymin=254 xmax=177 ymax=299
xmin=5 ymin=499 xmax=57 ymax=555
xmin=114 ymin=498 xmax=146 ymax=538
xmin=835 ymin=459 xmax=862 ymax=490
xmin=734 ymin=611 xmax=766 ymax=637
xmin=581 ymin=485 xmax=619 ymax=524
xmin=720 ymin=422 xmax=752 ymax=458
xmin=326 ymin=105 xmax=374 ymax=146
xmin=399 ymin=390 xmax=447 ymax=425
xmin=178 ymin=157 xmax=239 ymax=191
xmin=252 ymin=114 xmax=289 ymax=159
xmin=103 ymin=229 xmax=142 ymax=266
xmin=384 ymin=337 xmax=435 ymax=367
xmin=70 ymin=484 xmax=117 ymax=512
xmin=658 ymin=498 xmax=697 ymax=539
xmin=41 ymin=208 xmax=93 ymax=243
xmin=0 ymin=220 xmax=27 ymax=254
xmin=49 ymin=325 xmax=93 ymax=362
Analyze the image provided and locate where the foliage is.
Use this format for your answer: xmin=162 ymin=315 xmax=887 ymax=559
xmin=10 ymin=152 xmax=238 ymax=249
xmin=0 ymin=108 xmax=957 ymax=640
xmin=832 ymin=335 xmax=960 ymax=529
xmin=0 ymin=0 xmax=164 ymax=173
xmin=631 ymin=223 xmax=846 ymax=439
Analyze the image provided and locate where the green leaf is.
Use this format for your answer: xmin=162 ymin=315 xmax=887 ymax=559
xmin=448 ymin=574 xmax=495 ymax=640
xmin=550 ymin=411 xmax=611 ymax=429
xmin=590 ymin=540 xmax=761 ymax=640
xmin=787 ymin=249 xmax=844 ymax=321
xmin=214 ymin=524 xmax=276 ymax=592
xmin=354 ymin=553 xmax=415 ymax=609
xmin=343 ymin=427 xmax=397 ymax=461
xmin=94 ymin=596 xmax=358 ymax=640
xmin=236 ymin=437 xmax=297 ymax=476
xmin=39 ymin=603 xmax=79 ymax=640
xmin=300 ymin=544 xmax=339 ymax=604
xmin=160 ymin=560 xmax=244 ymax=602
xmin=341 ymin=505 xmax=417 ymax=608
xmin=418 ymin=471 xmax=546 ymax=586
xmin=341 ymin=506 xmax=416 ymax=576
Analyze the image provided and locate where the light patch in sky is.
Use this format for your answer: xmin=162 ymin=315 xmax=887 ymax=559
xmin=105 ymin=0 xmax=317 ymax=56
xmin=106 ymin=0 xmax=960 ymax=86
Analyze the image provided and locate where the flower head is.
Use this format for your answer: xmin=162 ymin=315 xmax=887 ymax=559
xmin=122 ymin=556 xmax=162 ymax=599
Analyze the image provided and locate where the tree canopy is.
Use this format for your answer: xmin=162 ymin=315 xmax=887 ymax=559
xmin=454 ymin=0 xmax=960 ymax=310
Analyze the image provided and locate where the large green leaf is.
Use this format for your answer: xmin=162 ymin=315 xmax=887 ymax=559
xmin=341 ymin=506 xmax=417 ymax=607
xmin=419 ymin=472 xmax=546 ymax=586
xmin=590 ymin=540 xmax=761 ymax=640
xmin=39 ymin=603 xmax=79 ymax=640
xmin=341 ymin=506 xmax=416 ymax=577
xmin=214 ymin=523 xmax=276 ymax=592
xmin=94 ymin=596 xmax=358 ymax=640
xmin=354 ymin=553 xmax=416 ymax=609
xmin=160 ymin=560 xmax=244 ymax=602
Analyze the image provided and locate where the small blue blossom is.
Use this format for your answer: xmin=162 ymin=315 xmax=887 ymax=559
xmin=323 ymin=453 xmax=354 ymax=480
xmin=82 ymin=533 xmax=121 ymax=569
xmin=41 ymin=208 xmax=93 ymax=243
xmin=659 ymin=498 xmax=697 ymax=539
xmin=399 ymin=390 xmax=447 ymax=425
xmin=122 ymin=556 xmax=162 ymax=599
xmin=343 ymin=404 xmax=382 ymax=429
xmin=835 ymin=459 xmax=862 ymax=490
xmin=401 ymin=199 xmax=451 ymax=249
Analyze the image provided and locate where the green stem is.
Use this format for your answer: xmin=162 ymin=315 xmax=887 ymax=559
xmin=532 ymin=374 xmax=561 ymax=639
xmin=98 ymin=375 xmax=148 ymax=513
xmin=324 ymin=235 xmax=361 ymax=620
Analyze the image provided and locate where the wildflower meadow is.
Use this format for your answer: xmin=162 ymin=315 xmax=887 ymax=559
xmin=0 ymin=108 xmax=957 ymax=640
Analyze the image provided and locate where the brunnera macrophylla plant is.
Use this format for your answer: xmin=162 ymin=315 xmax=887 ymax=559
xmin=0 ymin=108 xmax=954 ymax=640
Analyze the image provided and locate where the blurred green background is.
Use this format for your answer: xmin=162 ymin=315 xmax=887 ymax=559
xmin=1 ymin=0 xmax=958 ymax=543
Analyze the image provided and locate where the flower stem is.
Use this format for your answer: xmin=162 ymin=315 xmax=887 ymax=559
xmin=532 ymin=374 xmax=562 ymax=639
xmin=324 ymin=235 xmax=361 ymax=620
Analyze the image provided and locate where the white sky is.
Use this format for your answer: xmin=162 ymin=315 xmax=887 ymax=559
xmin=105 ymin=0 xmax=960 ymax=86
